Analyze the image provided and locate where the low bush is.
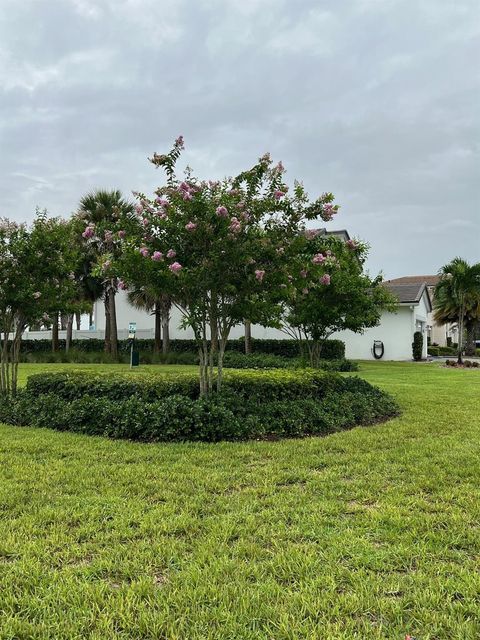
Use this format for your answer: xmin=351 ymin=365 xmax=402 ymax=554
xmin=2 ymin=369 xmax=399 ymax=443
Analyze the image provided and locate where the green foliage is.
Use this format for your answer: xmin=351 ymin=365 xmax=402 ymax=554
xmin=7 ymin=369 xmax=398 ymax=442
xmin=283 ymin=235 xmax=396 ymax=367
xmin=412 ymin=331 xmax=423 ymax=361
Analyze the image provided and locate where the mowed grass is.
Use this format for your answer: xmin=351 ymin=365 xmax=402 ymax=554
xmin=0 ymin=362 xmax=479 ymax=639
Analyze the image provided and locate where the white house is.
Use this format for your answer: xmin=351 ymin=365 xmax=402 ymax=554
xmin=91 ymin=280 xmax=431 ymax=361
xmin=332 ymin=282 xmax=432 ymax=360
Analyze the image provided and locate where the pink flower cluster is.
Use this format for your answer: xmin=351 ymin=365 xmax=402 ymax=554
xmin=167 ymin=249 xmax=176 ymax=258
xmin=175 ymin=135 xmax=185 ymax=149
xmin=178 ymin=181 xmax=195 ymax=201
xmin=118 ymin=279 xmax=127 ymax=290
xmin=216 ymin=205 xmax=228 ymax=218
xmin=152 ymin=251 xmax=163 ymax=262
xmin=229 ymin=217 xmax=242 ymax=234
xmin=169 ymin=261 xmax=182 ymax=274
xmin=320 ymin=273 xmax=331 ymax=285
xmin=274 ymin=189 xmax=286 ymax=200
xmin=185 ymin=221 xmax=197 ymax=231
xmin=82 ymin=224 xmax=95 ymax=239
xmin=118 ymin=230 xmax=126 ymax=239
xmin=312 ymin=253 xmax=326 ymax=264
xmin=255 ymin=269 xmax=265 ymax=282
xmin=346 ymin=239 xmax=358 ymax=250
xmin=139 ymin=247 xmax=149 ymax=257
xmin=322 ymin=203 xmax=337 ymax=221
xmin=104 ymin=230 xmax=113 ymax=243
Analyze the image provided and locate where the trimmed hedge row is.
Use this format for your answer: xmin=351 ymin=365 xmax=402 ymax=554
xmin=19 ymin=337 xmax=345 ymax=360
xmin=0 ymin=369 xmax=399 ymax=442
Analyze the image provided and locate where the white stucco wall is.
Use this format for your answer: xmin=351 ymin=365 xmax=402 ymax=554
xmin=93 ymin=290 xmax=430 ymax=361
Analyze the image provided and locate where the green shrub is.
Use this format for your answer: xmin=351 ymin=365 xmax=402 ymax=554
xmin=428 ymin=346 xmax=440 ymax=357
xmin=18 ymin=338 xmax=345 ymax=361
xmin=4 ymin=369 xmax=400 ymax=443
xmin=412 ymin=331 xmax=423 ymax=361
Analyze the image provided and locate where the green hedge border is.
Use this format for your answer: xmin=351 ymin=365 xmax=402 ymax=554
xmin=0 ymin=370 xmax=399 ymax=442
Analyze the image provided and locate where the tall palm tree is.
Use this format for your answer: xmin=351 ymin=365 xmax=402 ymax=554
xmin=434 ymin=258 xmax=480 ymax=363
xmin=127 ymin=287 xmax=171 ymax=355
xmin=78 ymin=189 xmax=135 ymax=358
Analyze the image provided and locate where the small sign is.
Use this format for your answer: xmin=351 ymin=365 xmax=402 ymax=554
xmin=128 ymin=322 xmax=137 ymax=339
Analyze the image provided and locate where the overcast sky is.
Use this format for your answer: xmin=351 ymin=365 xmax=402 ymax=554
xmin=1 ymin=0 xmax=479 ymax=278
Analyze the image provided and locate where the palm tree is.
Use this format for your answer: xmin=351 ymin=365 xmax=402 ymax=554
xmin=78 ymin=189 xmax=135 ymax=358
xmin=434 ymin=258 xmax=480 ymax=364
xmin=127 ymin=287 xmax=171 ymax=355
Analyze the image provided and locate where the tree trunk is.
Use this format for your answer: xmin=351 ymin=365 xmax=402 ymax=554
xmin=104 ymin=294 xmax=111 ymax=353
xmin=161 ymin=296 xmax=170 ymax=355
xmin=89 ymin=308 xmax=94 ymax=329
xmin=108 ymin=286 xmax=118 ymax=359
xmin=75 ymin=311 xmax=81 ymax=331
xmin=465 ymin=321 xmax=476 ymax=357
xmin=52 ymin=312 xmax=59 ymax=352
xmin=154 ymin=302 xmax=162 ymax=354
xmin=457 ymin=302 xmax=465 ymax=365
xmin=66 ymin=314 xmax=74 ymax=353
xmin=244 ymin=320 xmax=252 ymax=354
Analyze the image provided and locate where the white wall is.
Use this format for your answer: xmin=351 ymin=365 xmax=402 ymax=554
xmin=332 ymin=307 xmax=415 ymax=360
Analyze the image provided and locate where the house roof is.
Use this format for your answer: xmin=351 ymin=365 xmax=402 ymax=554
xmin=388 ymin=275 xmax=440 ymax=286
xmin=316 ymin=228 xmax=351 ymax=242
xmin=384 ymin=282 xmax=432 ymax=311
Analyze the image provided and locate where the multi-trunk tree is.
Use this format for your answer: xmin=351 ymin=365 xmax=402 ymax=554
xmin=98 ymin=136 xmax=339 ymax=394
xmin=0 ymin=212 xmax=78 ymax=394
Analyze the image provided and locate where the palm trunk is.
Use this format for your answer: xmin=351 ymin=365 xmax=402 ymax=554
xmin=465 ymin=321 xmax=476 ymax=357
xmin=52 ymin=312 xmax=59 ymax=352
xmin=104 ymin=293 xmax=111 ymax=353
xmin=108 ymin=286 xmax=118 ymax=359
xmin=154 ymin=302 xmax=161 ymax=354
xmin=75 ymin=311 xmax=81 ymax=330
xmin=457 ymin=301 xmax=465 ymax=365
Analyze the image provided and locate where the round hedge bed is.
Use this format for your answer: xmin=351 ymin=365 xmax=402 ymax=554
xmin=0 ymin=369 xmax=399 ymax=442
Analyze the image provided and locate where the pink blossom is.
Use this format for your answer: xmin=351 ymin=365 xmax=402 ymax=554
xmin=82 ymin=225 xmax=95 ymax=239
xmin=167 ymin=249 xmax=176 ymax=259
xmin=104 ymin=230 xmax=113 ymax=243
xmin=169 ymin=261 xmax=182 ymax=274
xmin=322 ymin=203 xmax=337 ymax=221
xmin=236 ymin=201 xmax=245 ymax=209
xmin=182 ymin=191 xmax=193 ymax=201
xmin=312 ymin=253 xmax=325 ymax=264
xmin=346 ymin=239 xmax=358 ymax=249
xmin=33 ymin=291 xmax=42 ymax=299
xmin=229 ymin=217 xmax=242 ymax=234
xmin=185 ymin=221 xmax=197 ymax=231
xmin=118 ymin=279 xmax=127 ymax=290
xmin=139 ymin=247 xmax=149 ymax=258
xmin=216 ymin=206 xmax=228 ymax=217
xmin=240 ymin=211 xmax=250 ymax=222
xmin=300 ymin=269 xmax=308 ymax=278
xmin=142 ymin=218 xmax=149 ymax=226
xmin=135 ymin=203 xmax=143 ymax=214
xmin=155 ymin=197 xmax=169 ymax=207
xmin=275 ymin=160 xmax=285 ymax=174
xmin=152 ymin=251 xmax=164 ymax=262
xmin=175 ymin=135 xmax=184 ymax=149
xmin=255 ymin=269 xmax=265 ymax=282
xmin=118 ymin=230 xmax=126 ymax=239
xmin=320 ymin=273 xmax=331 ymax=285
xmin=305 ymin=229 xmax=319 ymax=239
xmin=274 ymin=189 xmax=286 ymax=200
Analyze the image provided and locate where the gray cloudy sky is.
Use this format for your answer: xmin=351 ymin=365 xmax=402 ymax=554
xmin=1 ymin=0 xmax=479 ymax=278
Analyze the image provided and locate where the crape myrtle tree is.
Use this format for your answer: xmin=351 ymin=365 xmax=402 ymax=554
xmin=0 ymin=211 xmax=78 ymax=395
xmin=111 ymin=136 xmax=339 ymax=395
xmin=76 ymin=190 xmax=136 ymax=358
xmin=282 ymin=234 xmax=396 ymax=367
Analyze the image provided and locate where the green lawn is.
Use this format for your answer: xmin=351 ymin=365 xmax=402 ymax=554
xmin=0 ymin=362 xmax=479 ymax=639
